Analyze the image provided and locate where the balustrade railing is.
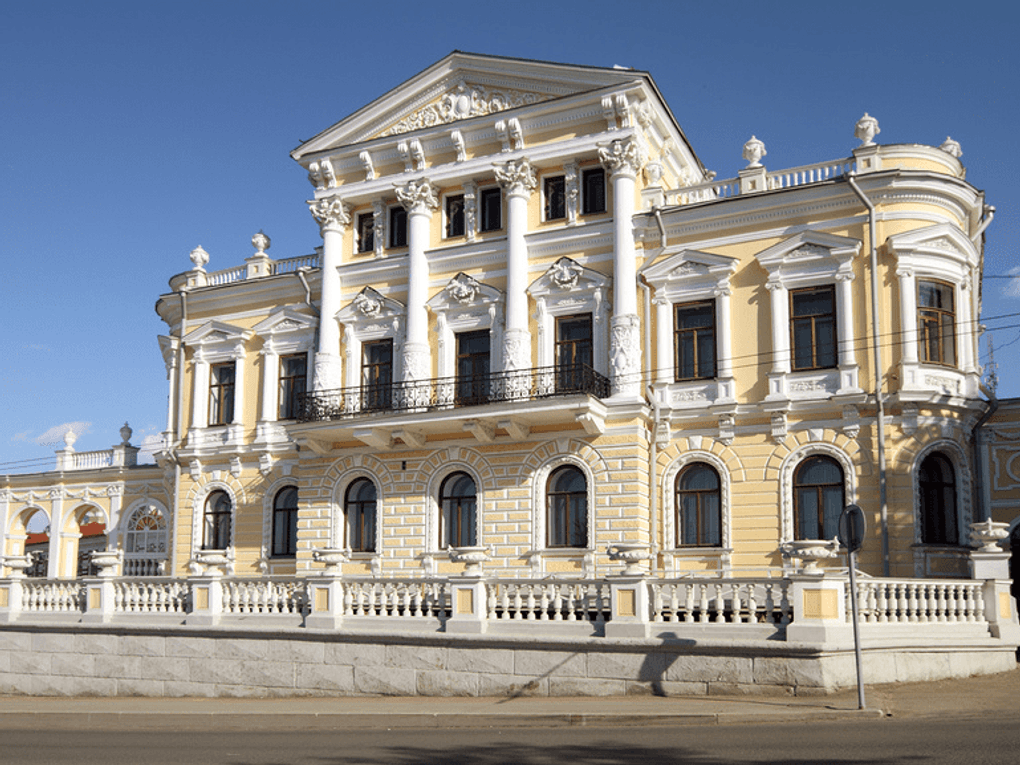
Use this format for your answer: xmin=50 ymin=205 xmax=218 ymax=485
xmin=68 ymin=450 xmax=114 ymax=470
xmin=221 ymin=577 xmax=307 ymax=616
xmin=114 ymin=578 xmax=188 ymax=614
xmin=123 ymin=557 xmax=166 ymax=577
xmin=21 ymin=579 xmax=84 ymax=613
xmin=298 ymin=364 xmax=610 ymax=422
xmin=271 ymin=254 xmax=321 ymax=274
xmin=650 ymin=579 xmax=791 ymax=626
xmin=851 ymin=579 xmax=984 ymax=624
xmin=486 ymin=579 xmax=610 ymax=623
xmin=342 ymin=578 xmax=449 ymax=619
xmin=205 ymin=265 xmax=247 ymax=287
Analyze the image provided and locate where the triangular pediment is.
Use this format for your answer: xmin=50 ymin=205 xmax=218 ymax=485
xmin=427 ymin=273 xmax=503 ymax=312
xmin=528 ymin=257 xmax=610 ymax=297
xmin=337 ymin=287 xmax=405 ymax=323
xmin=755 ymin=231 xmax=861 ymax=274
xmin=642 ymin=249 xmax=739 ymax=286
xmin=253 ymin=307 xmax=317 ymax=337
xmin=183 ymin=320 xmax=252 ymax=347
xmin=294 ymin=52 xmax=655 ymax=156
xmin=887 ymin=223 xmax=977 ymax=266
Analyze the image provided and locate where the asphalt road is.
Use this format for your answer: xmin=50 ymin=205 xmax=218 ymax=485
xmin=2 ymin=716 xmax=1019 ymax=765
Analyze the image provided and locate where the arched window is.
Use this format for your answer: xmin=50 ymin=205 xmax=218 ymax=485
xmin=203 ymin=491 xmax=232 ymax=550
xmin=440 ymin=472 xmax=477 ymax=548
xmin=345 ymin=479 xmax=377 ymax=552
xmin=125 ymin=505 xmax=167 ymax=554
xmin=919 ymin=452 xmax=958 ymax=545
xmin=547 ymin=465 xmax=587 ymax=548
xmin=675 ymin=463 xmax=721 ymax=547
xmin=272 ymin=487 xmax=298 ymax=557
xmin=793 ymin=456 xmax=844 ymax=540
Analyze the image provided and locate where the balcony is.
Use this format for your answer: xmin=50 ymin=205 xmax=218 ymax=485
xmin=292 ymin=364 xmax=611 ymax=449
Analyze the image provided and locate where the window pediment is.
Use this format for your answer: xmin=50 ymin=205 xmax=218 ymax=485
xmin=888 ymin=223 xmax=978 ymax=271
xmin=337 ymin=287 xmax=405 ymax=340
xmin=755 ymin=231 xmax=860 ymax=288
xmin=642 ymin=249 xmax=738 ymax=300
xmin=184 ymin=321 xmax=253 ymax=362
xmin=427 ymin=272 xmax=504 ymax=316
xmin=528 ymin=257 xmax=610 ymax=303
xmin=253 ymin=308 xmax=317 ymax=338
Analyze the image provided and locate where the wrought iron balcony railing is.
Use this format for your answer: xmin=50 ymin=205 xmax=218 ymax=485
xmin=297 ymin=364 xmax=610 ymax=422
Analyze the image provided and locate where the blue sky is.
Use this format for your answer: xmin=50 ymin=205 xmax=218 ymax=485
xmin=2 ymin=0 xmax=1018 ymax=473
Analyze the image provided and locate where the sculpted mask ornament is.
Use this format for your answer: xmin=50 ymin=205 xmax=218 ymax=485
xmin=742 ymin=135 xmax=766 ymax=168
xmin=353 ymin=291 xmax=383 ymax=317
xmin=308 ymin=197 xmax=351 ymax=233
xmin=855 ymin=113 xmax=880 ymax=146
xmin=598 ymin=138 xmax=645 ymax=177
xmin=939 ymin=136 xmax=962 ymax=158
xmin=494 ymin=158 xmax=537 ymax=196
xmin=549 ymin=258 xmax=583 ymax=290
xmin=445 ymin=273 xmax=480 ymax=304
xmin=395 ymin=179 xmax=439 ymax=215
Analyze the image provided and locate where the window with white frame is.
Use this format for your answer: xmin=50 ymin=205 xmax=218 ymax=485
xmin=918 ymin=280 xmax=956 ymax=367
xmin=479 ymin=187 xmax=502 ymax=232
xmin=790 ymin=285 xmax=837 ymax=371
xmin=209 ymin=363 xmax=235 ymax=426
xmin=427 ymin=273 xmax=503 ymax=387
xmin=440 ymin=472 xmax=477 ymax=548
xmin=337 ymin=287 xmax=406 ymax=398
xmin=278 ymin=354 xmax=307 ymax=420
xmin=581 ymin=167 xmax=606 ymax=215
xmin=203 ymin=490 xmax=232 ymax=550
xmin=271 ymin=486 xmax=298 ymax=557
xmin=793 ymin=456 xmax=844 ymax=540
xmin=918 ymin=452 xmax=958 ymax=545
xmin=543 ymin=175 xmax=566 ymax=221
xmin=445 ymin=194 xmax=465 ymax=238
xmin=674 ymin=301 xmax=716 ymax=381
xmin=344 ymin=478 xmax=378 ymax=552
xmin=675 ymin=463 xmax=722 ymax=547
xmin=355 ymin=212 xmax=374 ymax=254
xmin=547 ymin=465 xmax=588 ymax=548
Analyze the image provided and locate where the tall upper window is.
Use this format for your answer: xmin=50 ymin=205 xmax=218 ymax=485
xmin=456 ymin=330 xmax=490 ymax=405
xmin=209 ymin=362 xmax=235 ymax=426
xmin=203 ymin=491 xmax=232 ymax=550
xmin=124 ymin=505 xmax=167 ymax=555
xmin=271 ymin=486 xmax=298 ymax=557
xmin=581 ymin=168 xmax=606 ymax=215
xmin=919 ymin=452 xmax=958 ymax=545
xmin=479 ymin=188 xmax=502 ymax=232
xmin=278 ymin=354 xmax=307 ymax=420
xmin=675 ymin=463 xmax=722 ymax=547
xmin=362 ymin=339 xmax=393 ymax=410
xmin=445 ymin=195 xmax=465 ymax=238
xmin=918 ymin=280 xmax=956 ymax=367
xmin=790 ymin=286 xmax=837 ymax=371
xmin=548 ymin=465 xmax=588 ymax=548
xmin=345 ymin=478 xmax=377 ymax=553
xmin=356 ymin=213 xmax=374 ymax=253
xmin=440 ymin=472 xmax=477 ymax=548
xmin=544 ymin=176 xmax=566 ymax=221
xmin=793 ymin=456 xmax=844 ymax=540
xmin=555 ymin=314 xmax=593 ymax=391
xmin=674 ymin=301 xmax=716 ymax=381
xmin=389 ymin=206 xmax=407 ymax=248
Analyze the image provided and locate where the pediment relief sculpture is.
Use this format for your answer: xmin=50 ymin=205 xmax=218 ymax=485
xmin=382 ymin=80 xmax=547 ymax=137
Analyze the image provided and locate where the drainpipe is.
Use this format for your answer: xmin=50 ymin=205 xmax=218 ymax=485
xmin=170 ymin=289 xmax=188 ymax=578
xmin=848 ymin=174 xmax=890 ymax=576
xmin=639 ymin=275 xmax=659 ymax=571
xmin=972 ymin=383 xmax=999 ymax=523
xmin=652 ymin=208 xmax=668 ymax=249
xmin=295 ymin=267 xmax=318 ymax=314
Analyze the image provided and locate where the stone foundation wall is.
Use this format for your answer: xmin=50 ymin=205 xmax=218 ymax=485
xmin=1 ymin=625 xmax=1016 ymax=698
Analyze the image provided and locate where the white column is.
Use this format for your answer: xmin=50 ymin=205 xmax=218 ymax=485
xmin=47 ymin=495 xmax=62 ymax=579
xmin=231 ymin=344 xmax=246 ymax=428
xmin=714 ymin=284 xmax=736 ymax=401
xmin=308 ymin=197 xmax=350 ymax=391
xmin=896 ymin=266 xmax=919 ymax=367
xmin=765 ymin=278 xmax=789 ymax=400
xmin=599 ymin=137 xmax=645 ymax=397
xmin=835 ymin=269 xmax=861 ymax=394
xmin=495 ymin=159 xmax=536 ymax=371
xmin=192 ymin=351 xmax=210 ymax=430
xmin=958 ymin=280 xmax=975 ymax=374
xmin=260 ymin=343 xmax=278 ymax=424
xmin=395 ymin=179 xmax=439 ymax=382
xmin=654 ymin=296 xmax=672 ymax=385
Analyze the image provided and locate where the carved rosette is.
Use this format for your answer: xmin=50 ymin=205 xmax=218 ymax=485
xmin=395 ymin=179 xmax=439 ymax=216
xmin=494 ymin=158 xmax=537 ymax=197
xmin=598 ymin=138 xmax=645 ymax=178
xmin=308 ymin=197 xmax=351 ymax=235
xmin=610 ymin=314 xmax=641 ymax=396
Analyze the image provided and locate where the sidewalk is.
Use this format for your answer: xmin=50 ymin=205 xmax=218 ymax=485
xmin=1 ymin=667 xmax=1017 ymax=731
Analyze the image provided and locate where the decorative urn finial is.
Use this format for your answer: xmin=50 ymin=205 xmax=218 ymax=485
xmin=855 ymin=113 xmax=880 ymax=146
xmin=742 ymin=136 xmax=766 ymax=168
xmin=119 ymin=422 xmax=133 ymax=446
xmin=252 ymin=231 xmax=271 ymax=255
xmin=939 ymin=137 xmax=962 ymax=159
xmin=62 ymin=428 xmax=77 ymax=450
xmin=189 ymin=246 xmax=210 ymax=271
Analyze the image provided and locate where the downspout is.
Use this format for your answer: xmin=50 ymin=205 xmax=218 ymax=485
xmin=848 ymin=174 xmax=890 ymax=576
xmin=170 ymin=289 xmax=188 ymax=577
xmin=639 ymin=275 xmax=659 ymax=571
xmin=970 ymin=205 xmax=997 ymax=523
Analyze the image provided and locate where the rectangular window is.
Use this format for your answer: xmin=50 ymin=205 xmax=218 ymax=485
xmin=209 ymin=362 xmax=235 ymax=425
xmin=361 ymin=339 xmax=393 ymax=411
xmin=918 ymin=280 xmax=956 ymax=367
xmin=790 ymin=286 xmax=837 ymax=371
xmin=355 ymin=213 xmax=374 ymax=253
xmin=674 ymin=301 xmax=717 ymax=381
xmin=581 ymin=168 xmax=606 ymax=215
xmin=389 ymin=207 xmax=407 ymax=248
xmin=456 ymin=330 xmax=490 ymax=405
xmin=544 ymin=176 xmax=566 ymax=220
xmin=479 ymin=187 xmax=502 ymax=232
xmin=445 ymin=194 xmax=465 ymax=238
xmin=278 ymin=354 xmax=307 ymax=420
xmin=555 ymin=314 xmax=593 ymax=391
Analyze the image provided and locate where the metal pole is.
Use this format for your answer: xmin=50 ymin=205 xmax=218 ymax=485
xmin=848 ymin=550 xmax=866 ymax=709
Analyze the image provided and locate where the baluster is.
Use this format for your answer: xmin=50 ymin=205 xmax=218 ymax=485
xmin=681 ymin=584 xmax=693 ymax=623
xmin=729 ymin=583 xmax=742 ymax=624
xmin=921 ymin=584 xmax=934 ymax=624
xmin=972 ymin=584 xmax=985 ymax=623
xmin=512 ymin=585 xmax=523 ymax=620
xmin=594 ymin=583 xmax=606 ymax=625
xmin=778 ymin=582 xmax=792 ymax=626
xmin=498 ymin=585 xmax=509 ymax=620
xmin=713 ymin=583 xmax=725 ymax=623
xmin=566 ymin=585 xmax=577 ymax=621
xmin=747 ymin=584 xmax=758 ymax=624
xmin=652 ymin=585 xmax=663 ymax=623
xmin=946 ymin=584 xmax=959 ymax=623
xmin=552 ymin=584 xmax=563 ymax=621
xmin=526 ymin=585 xmax=537 ymax=620
xmin=908 ymin=583 xmax=919 ymax=623
xmin=400 ymin=584 xmax=411 ymax=617
xmin=698 ymin=584 xmax=710 ymax=623
xmin=388 ymin=584 xmax=398 ymax=617
xmin=762 ymin=583 xmax=775 ymax=625
xmin=486 ymin=584 xmax=497 ymax=620
xmin=875 ymin=583 xmax=888 ymax=622
xmin=896 ymin=583 xmax=908 ymax=623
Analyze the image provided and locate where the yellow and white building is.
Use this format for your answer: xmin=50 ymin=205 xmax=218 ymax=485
xmin=2 ymin=53 xmax=1018 ymax=696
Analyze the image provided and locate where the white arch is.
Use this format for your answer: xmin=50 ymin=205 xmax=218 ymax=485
xmin=779 ymin=442 xmax=857 ymax=542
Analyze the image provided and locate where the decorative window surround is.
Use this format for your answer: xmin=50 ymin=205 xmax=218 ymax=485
xmin=661 ymin=451 xmax=732 ymax=572
xmin=529 ymin=455 xmax=596 ymax=563
xmin=778 ymin=443 xmax=856 ymax=544
xmin=641 ymin=249 xmax=739 ymax=410
xmin=337 ymin=287 xmax=407 ymax=391
xmin=427 ymin=273 xmax=505 ymax=387
xmin=260 ymin=477 xmax=298 ymax=572
xmin=425 ymin=464 xmax=484 ymax=554
xmin=252 ymin=308 xmax=316 ymax=447
xmin=527 ymin=257 xmax=610 ymax=376
xmin=911 ymin=440 xmax=972 ymax=574
xmin=189 ymin=481 xmax=237 ymax=568
xmin=330 ymin=470 xmax=384 ymax=569
xmin=183 ymin=321 xmax=253 ymax=450
xmin=887 ymin=223 xmax=980 ymax=401
xmin=754 ymin=231 xmax=862 ymax=403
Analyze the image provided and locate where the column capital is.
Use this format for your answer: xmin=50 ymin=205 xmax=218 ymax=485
xmin=598 ymin=137 xmax=645 ymax=179
xmin=395 ymin=178 xmax=439 ymax=216
xmin=494 ymin=157 xmax=537 ymax=197
xmin=308 ymin=196 xmax=351 ymax=235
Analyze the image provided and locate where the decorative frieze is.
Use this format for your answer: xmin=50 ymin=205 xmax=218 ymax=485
xmin=383 ymin=80 xmax=545 ymax=136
